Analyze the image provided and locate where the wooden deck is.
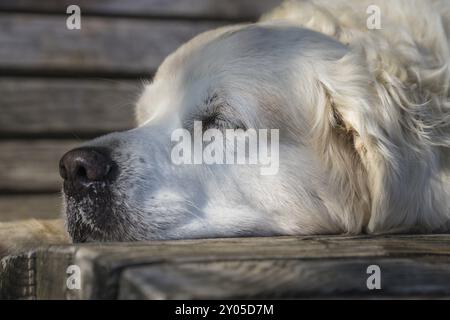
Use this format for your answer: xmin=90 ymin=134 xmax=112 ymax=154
xmin=2 ymin=234 xmax=450 ymax=299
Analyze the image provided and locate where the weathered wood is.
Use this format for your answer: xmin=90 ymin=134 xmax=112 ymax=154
xmin=0 ymin=78 xmax=138 ymax=136
xmin=73 ymin=234 xmax=450 ymax=299
xmin=1 ymin=234 xmax=448 ymax=299
xmin=0 ymin=0 xmax=280 ymax=20
xmin=0 ymin=194 xmax=61 ymax=221
xmin=118 ymin=257 xmax=450 ymax=299
xmin=0 ymin=14 xmax=226 ymax=75
xmin=0 ymin=140 xmax=80 ymax=192
xmin=35 ymin=246 xmax=77 ymax=300
xmin=0 ymin=252 xmax=36 ymax=299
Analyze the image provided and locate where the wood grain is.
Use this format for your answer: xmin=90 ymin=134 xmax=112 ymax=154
xmin=0 ymin=140 xmax=80 ymax=192
xmin=0 ymin=194 xmax=61 ymax=221
xmin=0 ymin=252 xmax=36 ymax=299
xmin=118 ymin=257 xmax=450 ymax=299
xmin=0 ymin=14 xmax=226 ymax=75
xmin=0 ymin=0 xmax=280 ymax=20
xmin=0 ymin=78 xmax=138 ymax=136
xmin=2 ymin=234 xmax=448 ymax=299
xmin=35 ymin=246 xmax=77 ymax=300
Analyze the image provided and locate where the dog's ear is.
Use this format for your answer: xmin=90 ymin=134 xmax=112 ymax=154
xmin=313 ymin=52 xmax=448 ymax=234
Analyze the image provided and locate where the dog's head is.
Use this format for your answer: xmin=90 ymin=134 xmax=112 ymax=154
xmin=59 ymin=22 xmax=448 ymax=242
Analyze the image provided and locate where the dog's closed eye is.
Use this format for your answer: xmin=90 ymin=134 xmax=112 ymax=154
xmin=201 ymin=111 xmax=246 ymax=131
xmin=184 ymin=95 xmax=247 ymax=131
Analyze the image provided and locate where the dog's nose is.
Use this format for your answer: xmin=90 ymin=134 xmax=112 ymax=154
xmin=59 ymin=147 xmax=116 ymax=184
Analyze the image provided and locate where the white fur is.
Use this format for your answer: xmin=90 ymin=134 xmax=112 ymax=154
xmin=69 ymin=0 xmax=450 ymax=239
xmin=134 ymin=0 xmax=450 ymax=237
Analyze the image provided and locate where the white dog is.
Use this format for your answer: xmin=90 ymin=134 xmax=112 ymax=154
xmin=1 ymin=0 xmax=449 ymax=256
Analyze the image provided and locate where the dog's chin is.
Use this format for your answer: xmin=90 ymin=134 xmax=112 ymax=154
xmin=65 ymin=208 xmax=108 ymax=243
xmin=63 ymin=182 xmax=125 ymax=243
xmin=64 ymin=196 xmax=129 ymax=243
xmin=64 ymin=196 xmax=151 ymax=243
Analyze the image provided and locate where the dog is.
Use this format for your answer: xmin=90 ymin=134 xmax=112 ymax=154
xmin=1 ymin=0 xmax=449 ymax=257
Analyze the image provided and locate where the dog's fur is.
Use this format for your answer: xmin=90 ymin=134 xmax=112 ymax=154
xmin=1 ymin=0 xmax=449 ymax=257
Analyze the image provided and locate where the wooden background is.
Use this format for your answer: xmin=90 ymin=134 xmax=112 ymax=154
xmin=0 ymin=0 xmax=280 ymax=222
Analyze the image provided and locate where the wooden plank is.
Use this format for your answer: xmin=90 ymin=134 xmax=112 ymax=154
xmin=0 ymin=252 xmax=36 ymax=299
xmin=0 ymin=140 xmax=80 ymax=192
xmin=0 ymin=0 xmax=280 ymax=20
xmin=0 ymin=78 xmax=138 ymax=136
xmin=0 ymin=194 xmax=61 ymax=221
xmin=0 ymin=14 xmax=226 ymax=75
xmin=2 ymin=234 xmax=446 ymax=299
xmin=118 ymin=257 xmax=450 ymax=299
xmin=35 ymin=246 xmax=77 ymax=300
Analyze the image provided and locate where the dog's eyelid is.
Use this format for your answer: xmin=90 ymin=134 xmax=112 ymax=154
xmin=203 ymin=93 xmax=220 ymax=106
xmin=184 ymin=94 xmax=246 ymax=130
xmin=198 ymin=108 xmax=247 ymax=131
xmin=202 ymin=112 xmax=220 ymax=128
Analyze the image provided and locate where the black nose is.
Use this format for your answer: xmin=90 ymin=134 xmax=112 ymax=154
xmin=59 ymin=147 xmax=116 ymax=184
